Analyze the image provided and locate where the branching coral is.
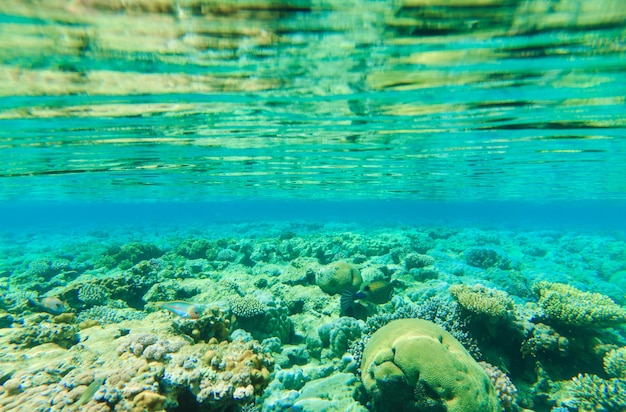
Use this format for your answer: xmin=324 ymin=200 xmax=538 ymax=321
xmin=569 ymin=373 xmax=626 ymax=411
xmin=604 ymin=347 xmax=626 ymax=379
xmin=533 ymin=281 xmax=626 ymax=327
xmin=450 ymin=284 xmax=514 ymax=319
xmin=479 ymin=361 xmax=518 ymax=411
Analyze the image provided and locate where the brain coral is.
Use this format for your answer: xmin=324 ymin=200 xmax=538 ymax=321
xmin=316 ymin=261 xmax=362 ymax=295
xmin=533 ymin=281 xmax=626 ymax=327
xmin=361 ymin=319 xmax=500 ymax=412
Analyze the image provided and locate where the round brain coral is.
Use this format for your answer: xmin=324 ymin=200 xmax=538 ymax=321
xmin=361 ymin=319 xmax=500 ymax=412
xmin=533 ymin=281 xmax=626 ymax=327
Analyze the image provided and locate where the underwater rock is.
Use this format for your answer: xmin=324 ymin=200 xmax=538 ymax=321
xmin=195 ymin=338 xmax=274 ymax=409
xmin=293 ymin=372 xmax=367 ymax=412
xmin=404 ymin=253 xmax=435 ymax=270
xmin=464 ymin=247 xmax=509 ymax=269
xmin=115 ymin=332 xmax=185 ymax=362
xmin=171 ymin=306 xmax=231 ymax=343
xmin=316 ymin=261 xmax=362 ymax=295
xmin=361 ymin=319 xmax=500 ymax=412
xmin=318 ymin=316 xmax=365 ymax=359
xmin=98 ymin=242 xmax=162 ymax=270
xmin=9 ymin=314 xmax=80 ymax=349
xmin=142 ymin=279 xmax=204 ymax=303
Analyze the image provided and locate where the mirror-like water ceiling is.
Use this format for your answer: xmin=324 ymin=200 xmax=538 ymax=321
xmin=1 ymin=0 xmax=625 ymax=202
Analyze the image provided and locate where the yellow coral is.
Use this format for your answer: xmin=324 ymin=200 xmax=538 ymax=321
xmin=533 ymin=282 xmax=626 ymax=327
xmin=450 ymin=284 xmax=513 ymax=318
xmin=131 ymin=390 xmax=166 ymax=412
xmin=361 ymin=319 xmax=501 ymax=412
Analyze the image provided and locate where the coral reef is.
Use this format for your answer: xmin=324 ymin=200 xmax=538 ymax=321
xmin=318 ymin=317 xmax=365 ymax=358
xmin=116 ymin=332 xmax=186 ymax=362
xmin=450 ymin=284 xmax=514 ymax=319
xmin=567 ymin=373 xmax=626 ymax=411
xmin=404 ymin=253 xmax=435 ymax=269
xmin=3 ymin=223 xmax=626 ymax=411
xmin=360 ymin=319 xmax=500 ymax=412
xmin=463 ymin=247 xmax=508 ymax=269
xmin=98 ymin=242 xmax=162 ymax=270
xmin=533 ymin=281 xmax=626 ymax=327
xmin=77 ymin=282 xmax=111 ymax=306
xmin=193 ymin=338 xmax=274 ymax=410
xmin=171 ymin=306 xmax=231 ymax=343
xmin=9 ymin=314 xmax=80 ymax=349
xmin=604 ymin=346 xmax=626 ymax=379
xmin=232 ymin=296 xmax=267 ymax=319
xmin=479 ymin=361 xmax=518 ymax=411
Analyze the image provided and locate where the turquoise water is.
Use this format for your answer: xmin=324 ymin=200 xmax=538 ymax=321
xmin=1 ymin=1 xmax=626 ymax=411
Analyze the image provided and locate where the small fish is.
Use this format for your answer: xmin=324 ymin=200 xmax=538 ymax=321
xmin=75 ymin=376 xmax=104 ymax=406
xmin=28 ymin=296 xmax=67 ymax=314
xmin=156 ymin=301 xmax=202 ymax=319
xmin=341 ymin=280 xmax=394 ymax=314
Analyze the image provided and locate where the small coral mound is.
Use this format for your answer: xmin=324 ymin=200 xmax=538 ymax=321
xmin=404 ymin=253 xmax=435 ymax=270
xmin=479 ymin=361 xmax=517 ymax=411
xmin=9 ymin=314 xmax=79 ymax=349
xmin=463 ymin=247 xmax=507 ymax=269
xmin=78 ymin=282 xmax=111 ymax=306
xmin=569 ymin=373 xmax=626 ymax=411
xmin=533 ymin=281 xmax=626 ymax=327
xmin=521 ymin=322 xmax=569 ymax=358
xmin=232 ymin=296 xmax=266 ymax=319
xmin=316 ymin=261 xmax=362 ymax=295
xmin=318 ymin=317 xmax=364 ymax=358
xmin=197 ymin=338 xmax=274 ymax=409
xmin=360 ymin=319 xmax=500 ymax=412
xmin=450 ymin=284 xmax=514 ymax=319
xmin=116 ymin=332 xmax=185 ymax=362
xmin=171 ymin=306 xmax=231 ymax=343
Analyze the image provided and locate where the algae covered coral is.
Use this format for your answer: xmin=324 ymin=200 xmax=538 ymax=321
xmin=1 ymin=222 xmax=626 ymax=411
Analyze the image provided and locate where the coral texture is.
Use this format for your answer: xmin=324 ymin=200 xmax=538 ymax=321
xmin=604 ymin=347 xmax=626 ymax=379
xmin=569 ymin=373 xmax=626 ymax=411
xmin=450 ymin=284 xmax=514 ymax=319
xmin=361 ymin=319 xmax=500 ymax=412
xmin=533 ymin=281 xmax=626 ymax=327
xmin=479 ymin=361 xmax=517 ymax=411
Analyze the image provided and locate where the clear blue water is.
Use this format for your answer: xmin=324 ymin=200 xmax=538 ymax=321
xmin=1 ymin=1 xmax=626 ymax=411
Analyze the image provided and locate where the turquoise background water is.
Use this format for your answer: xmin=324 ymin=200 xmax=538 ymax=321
xmin=1 ymin=0 xmax=625 ymax=221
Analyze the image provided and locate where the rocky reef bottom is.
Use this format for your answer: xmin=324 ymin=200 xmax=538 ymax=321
xmin=1 ymin=220 xmax=626 ymax=411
